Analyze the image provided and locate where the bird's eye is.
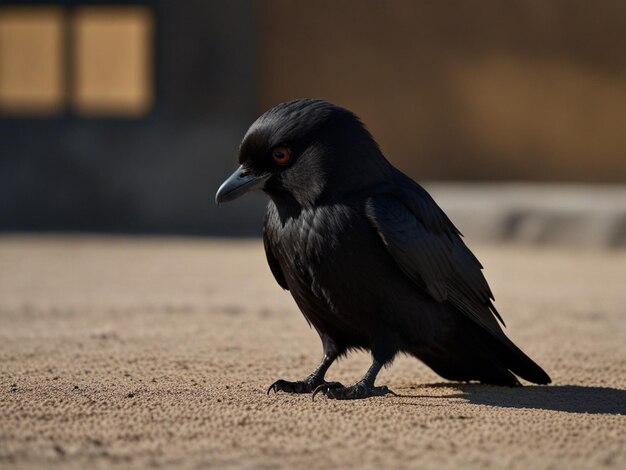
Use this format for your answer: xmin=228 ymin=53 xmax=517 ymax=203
xmin=271 ymin=146 xmax=292 ymax=165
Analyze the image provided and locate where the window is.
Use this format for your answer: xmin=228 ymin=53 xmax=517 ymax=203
xmin=72 ymin=7 xmax=153 ymax=116
xmin=0 ymin=4 xmax=153 ymax=117
xmin=0 ymin=7 xmax=65 ymax=114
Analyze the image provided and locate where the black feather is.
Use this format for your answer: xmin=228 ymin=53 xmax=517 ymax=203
xmin=233 ymin=98 xmax=551 ymax=387
xmin=263 ymin=217 xmax=289 ymax=291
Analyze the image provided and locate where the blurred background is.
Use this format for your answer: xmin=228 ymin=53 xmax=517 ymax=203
xmin=2 ymin=3 xmax=626 ymax=467
xmin=1 ymin=0 xmax=625 ymax=244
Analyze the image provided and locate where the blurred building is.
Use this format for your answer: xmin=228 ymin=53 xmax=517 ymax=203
xmin=1 ymin=1 xmax=625 ymax=234
xmin=0 ymin=0 xmax=261 ymax=234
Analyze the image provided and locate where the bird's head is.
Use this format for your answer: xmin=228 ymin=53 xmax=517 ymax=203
xmin=215 ymin=99 xmax=391 ymax=208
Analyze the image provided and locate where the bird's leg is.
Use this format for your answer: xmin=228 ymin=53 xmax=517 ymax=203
xmin=267 ymin=338 xmax=344 ymax=394
xmin=312 ymin=358 xmax=395 ymax=400
xmin=313 ymin=336 xmax=398 ymax=400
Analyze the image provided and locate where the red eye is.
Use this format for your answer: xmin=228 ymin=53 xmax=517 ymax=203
xmin=272 ymin=146 xmax=292 ymax=165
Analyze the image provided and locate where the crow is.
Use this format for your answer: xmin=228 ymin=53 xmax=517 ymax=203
xmin=215 ymin=99 xmax=550 ymax=400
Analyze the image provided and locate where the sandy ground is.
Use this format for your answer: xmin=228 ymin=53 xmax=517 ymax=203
xmin=0 ymin=235 xmax=625 ymax=469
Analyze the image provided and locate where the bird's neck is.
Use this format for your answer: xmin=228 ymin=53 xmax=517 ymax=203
xmin=264 ymin=188 xmax=306 ymax=221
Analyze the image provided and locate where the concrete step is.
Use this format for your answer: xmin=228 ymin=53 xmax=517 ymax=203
xmin=425 ymin=183 xmax=626 ymax=248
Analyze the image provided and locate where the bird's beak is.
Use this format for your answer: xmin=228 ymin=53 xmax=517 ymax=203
xmin=215 ymin=165 xmax=271 ymax=205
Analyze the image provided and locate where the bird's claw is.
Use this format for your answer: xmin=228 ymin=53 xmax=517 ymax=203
xmin=311 ymin=381 xmax=346 ymax=401
xmin=267 ymin=378 xmax=343 ymax=395
xmin=267 ymin=379 xmax=300 ymax=395
xmin=311 ymin=383 xmax=329 ymax=401
xmin=267 ymin=380 xmax=280 ymax=395
xmin=313 ymin=382 xmax=397 ymax=400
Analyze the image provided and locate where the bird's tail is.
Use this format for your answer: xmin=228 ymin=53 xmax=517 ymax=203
xmin=487 ymin=330 xmax=551 ymax=385
xmin=412 ymin=315 xmax=551 ymax=386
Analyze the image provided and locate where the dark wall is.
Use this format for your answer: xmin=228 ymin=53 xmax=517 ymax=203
xmin=0 ymin=0 xmax=266 ymax=235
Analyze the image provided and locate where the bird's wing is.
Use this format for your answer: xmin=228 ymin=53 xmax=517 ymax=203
xmin=262 ymin=225 xmax=289 ymax=290
xmin=366 ymin=182 xmax=505 ymax=336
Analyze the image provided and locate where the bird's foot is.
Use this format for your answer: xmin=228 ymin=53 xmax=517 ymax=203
xmin=312 ymin=381 xmax=396 ymax=400
xmin=267 ymin=377 xmax=344 ymax=395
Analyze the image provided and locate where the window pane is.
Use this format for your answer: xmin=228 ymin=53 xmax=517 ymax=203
xmin=0 ymin=7 xmax=65 ymax=115
xmin=72 ymin=6 xmax=153 ymax=117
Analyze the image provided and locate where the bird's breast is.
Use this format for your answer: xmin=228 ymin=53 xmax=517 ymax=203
xmin=264 ymin=200 xmax=429 ymax=343
xmin=265 ymin=203 xmax=363 ymax=313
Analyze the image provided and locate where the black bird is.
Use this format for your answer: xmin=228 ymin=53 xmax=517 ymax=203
xmin=216 ymin=99 xmax=550 ymax=400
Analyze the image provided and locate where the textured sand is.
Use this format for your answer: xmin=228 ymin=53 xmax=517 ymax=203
xmin=0 ymin=236 xmax=625 ymax=469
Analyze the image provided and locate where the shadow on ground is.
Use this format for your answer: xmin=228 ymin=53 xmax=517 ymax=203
xmin=401 ymin=384 xmax=626 ymax=415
